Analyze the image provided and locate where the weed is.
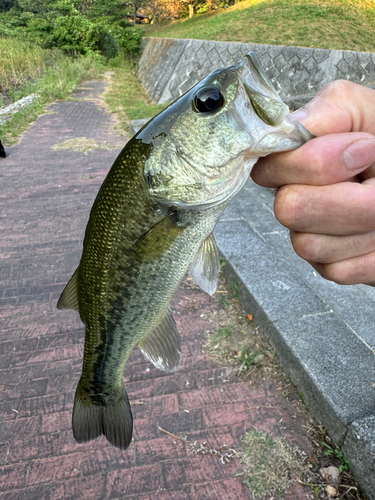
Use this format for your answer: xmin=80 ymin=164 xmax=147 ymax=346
xmin=211 ymin=326 xmax=232 ymax=341
xmin=52 ymin=137 xmax=119 ymax=155
xmin=321 ymin=441 xmax=350 ymax=473
xmin=104 ymin=59 xmax=166 ymax=133
xmin=230 ymin=281 xmax=240 ymax=300
xmin=237 ymin=347 xmax=265 ymax=374
xmin=240 ymin=429 xmax=311 ymax=498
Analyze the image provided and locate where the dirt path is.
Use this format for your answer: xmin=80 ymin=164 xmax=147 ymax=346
xmin=0 ymin=81 xmax=315 ymax=499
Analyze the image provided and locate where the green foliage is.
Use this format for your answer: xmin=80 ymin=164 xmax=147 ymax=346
xmin=104 ymin=58 xmax=166 ymax=132
xmin=0 ymin=0 xmax=143 ymax=57
xmin=238 ymin=346 xmax=265 ymax=373
xmin=321 ymin=442 xmax=350 ymax=473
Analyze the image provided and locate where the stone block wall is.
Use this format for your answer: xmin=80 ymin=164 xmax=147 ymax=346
xmin=138 ymin=37 xmax=375 ymax=108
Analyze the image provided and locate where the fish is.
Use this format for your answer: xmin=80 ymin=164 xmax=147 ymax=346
xmin=57 ymin=51 xmax=312 ymax=450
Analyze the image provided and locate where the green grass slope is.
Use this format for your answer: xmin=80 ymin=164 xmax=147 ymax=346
xmin=143 ymin=0 xmax=375 ymax=52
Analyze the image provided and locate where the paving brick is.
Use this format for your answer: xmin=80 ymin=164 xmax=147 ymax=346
xmin=161 ymin=455 xmax=242 ymax=490
xmin=52 ymin=474 xmax=107 ymax=500
xmin=27 ymin=454 xmax=84 ymax=485
xmin=133 ymin=418 xmax=160 ymax=441
xmin=131 ymin=394 xmax=179 ymax=420
xmin=190 ymin=477 xmax=251 ymax=500
xmin=0 ymin=485 xmax=52 ymax=500
xmin=81 ymin=445 xmax=135 ymax=474
xmin=158 ymin=409 xmax=205 ymax=434
xmin=178 ymin=387 xmax=223 ymax=410
xmin=6 ymin=433 xmax=60 ymax=464
xmin=0 ymin=463 xmax=28 ymax=490
xmin=40 ymin=410 xmax=71 ymax=434
xmin=135 ymin=436 xmax=186 ymax=466
xmin=107 ymin=464 xmax=161 ymax=498
xmin=139 ymin=490 xmax=191 ymax=500
xmin=203 ymin=402 xmax=249 ymax=428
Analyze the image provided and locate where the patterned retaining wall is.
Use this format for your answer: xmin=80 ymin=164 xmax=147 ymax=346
xmin=139 ymin=37 xmax=375 ymax=108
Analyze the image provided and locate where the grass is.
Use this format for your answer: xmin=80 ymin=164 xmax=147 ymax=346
xmin=0 ymin=47 xmax=104 ymax=145
xmin=240 ymin=429 xmax=311 ymax=498
xmin=143 ymin=0 xmax=375 ymax=52
xmin=0 ymin=37 xmax=50 ymax=95
xmin=104 ymin=57 xmax=167 ymax=133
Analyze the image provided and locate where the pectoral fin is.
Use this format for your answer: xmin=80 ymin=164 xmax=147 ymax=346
xmin=57 ymin=268 xmax=79 ymax=311
xmin=189 ymin=233 xmax=220 ymax=296
xmin=138 ymin=309 xmax=181 ymax=372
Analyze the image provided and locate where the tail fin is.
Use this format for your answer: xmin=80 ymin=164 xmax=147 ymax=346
xmin=72 ymin=380 xmax=133 ymax=450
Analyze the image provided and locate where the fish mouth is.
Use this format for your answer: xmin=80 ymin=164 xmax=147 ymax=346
xmin=235 ymin=51 xmax=313 ymax=152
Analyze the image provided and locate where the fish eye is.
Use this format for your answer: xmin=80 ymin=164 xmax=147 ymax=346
xmin=193 ymin=86 xmax=224 ymax=113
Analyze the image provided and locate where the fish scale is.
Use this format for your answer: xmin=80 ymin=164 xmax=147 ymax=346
xmin=57 ymin=51 xmax=312 ymax=449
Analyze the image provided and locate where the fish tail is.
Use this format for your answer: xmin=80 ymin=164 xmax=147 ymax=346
xmin=72 ymin=379 xmax=133 ymax=450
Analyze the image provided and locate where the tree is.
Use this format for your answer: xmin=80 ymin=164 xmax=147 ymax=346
xmin=0 ymin=0 xmax=17 ymax=12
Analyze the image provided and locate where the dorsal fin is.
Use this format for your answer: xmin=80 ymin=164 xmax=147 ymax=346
xmin=189 ymin=233 xmax=220 ymax=296
xmin=138 ymin=309 xmax=181 ymax=372
xmin=57 ymin=268 xmax=79 ymax=311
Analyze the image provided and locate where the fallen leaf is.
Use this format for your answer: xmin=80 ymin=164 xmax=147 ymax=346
xmin=320 ymin=466 xmax=340 ymax=483
xmin=325 ymin=485 xmax=337 ymax=497
xmin=246 ymin=314 xmax=253 ymax=321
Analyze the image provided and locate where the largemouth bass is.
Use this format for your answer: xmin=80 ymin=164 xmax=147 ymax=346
xmin=57 ymin=52 xmax=312 ymax=449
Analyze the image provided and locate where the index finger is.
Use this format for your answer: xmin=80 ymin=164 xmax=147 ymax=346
xmin=252 ymin=81 xmax=375 ymax=187
xmin=291 ymin=80 xmax=375 ymax=137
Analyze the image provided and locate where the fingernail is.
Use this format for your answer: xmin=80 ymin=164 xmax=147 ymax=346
xmin=343 ymin=139 xmax=375 ymax=171
xmin=292 ymin=108 xmax=309 ymax=123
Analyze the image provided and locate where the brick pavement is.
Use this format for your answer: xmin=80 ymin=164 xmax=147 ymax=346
xmin=0 ymin=81 xmax=315 ymax=499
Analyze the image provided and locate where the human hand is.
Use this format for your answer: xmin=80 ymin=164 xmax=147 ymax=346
xmin=251 ymin=80 xmax=375 ymax=285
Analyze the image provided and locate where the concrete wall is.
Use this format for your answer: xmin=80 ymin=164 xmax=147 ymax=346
xmin=139 ymin=37 xmax=375 ymax=108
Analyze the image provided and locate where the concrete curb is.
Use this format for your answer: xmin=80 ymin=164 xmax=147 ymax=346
xmin=213 ymin=182 xmax=375 ymax=500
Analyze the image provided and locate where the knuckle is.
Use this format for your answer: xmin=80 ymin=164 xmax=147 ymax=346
xmin=319 ymin=79 xmax=355 ymax=100
xmin=320 ymin=262 xmax=351 ymax=285
xmin=274 ymin=186 xmax=303 ymax=229
xmin=291 ymin=232 xmax=322 ymax=262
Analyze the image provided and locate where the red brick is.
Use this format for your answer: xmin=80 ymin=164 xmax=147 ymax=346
xmin=162 ymin=455 xmax=242 ymax=490
xmin=7 ymin=434 xmax=60 ymax=463
xmin=40 ymin=411 xmax=71 ymax=434
xmin=158 ymin=409 xmax=205 ymax=434
xmin=131 ymin=394 xmax=179 ymax=420
xmin=4 ymin=415 xmax=41 ymax=441
xmin=133 ymin=418 xmax=159 ymax=441
xmin=178 ymin=387 xmax=223 ymax=410
xmin=0 ymin=485 xmax=52 ymax=500
xmin=46 ymin=373 xmax=78 ymax=394
xmin=203 ymin=402 xmax=249 ymax=428
xmin=135 ymin=437 xmax=186 ymax=466
xmin=190 ymin=477 xmax=252 ymax=500
xmin=184 ymin=425 xmax=235 ymax=449
xmin=27 ymin=453 xmax=83 ymax=485
xmin=81 ymin=444 xmax=135 ymax=474
xmin=219 ymin=382 xmax=259 ymax=404
xmin=52 ymin=473 xmax=107 ymax=500
xmin=0 ymin=463 xmax=28 ymax=491
xmin=2 ymin=378 xmax=48 ymax=400
xmin=107 ymin=464 xmax=161 ymax=497
xmin=139 ymin=490 xmax=191 ymax=500
xmin=18 ymin=392 xmax=72 ymax=417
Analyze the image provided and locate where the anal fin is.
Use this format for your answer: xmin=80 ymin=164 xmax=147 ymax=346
xmin=138 ymin=309 xmax=181 ymax=372
xmin=189 ymin=233 xmax=220 ymax=296
xmin=57 ymin=268 xmax=79 ymax=311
